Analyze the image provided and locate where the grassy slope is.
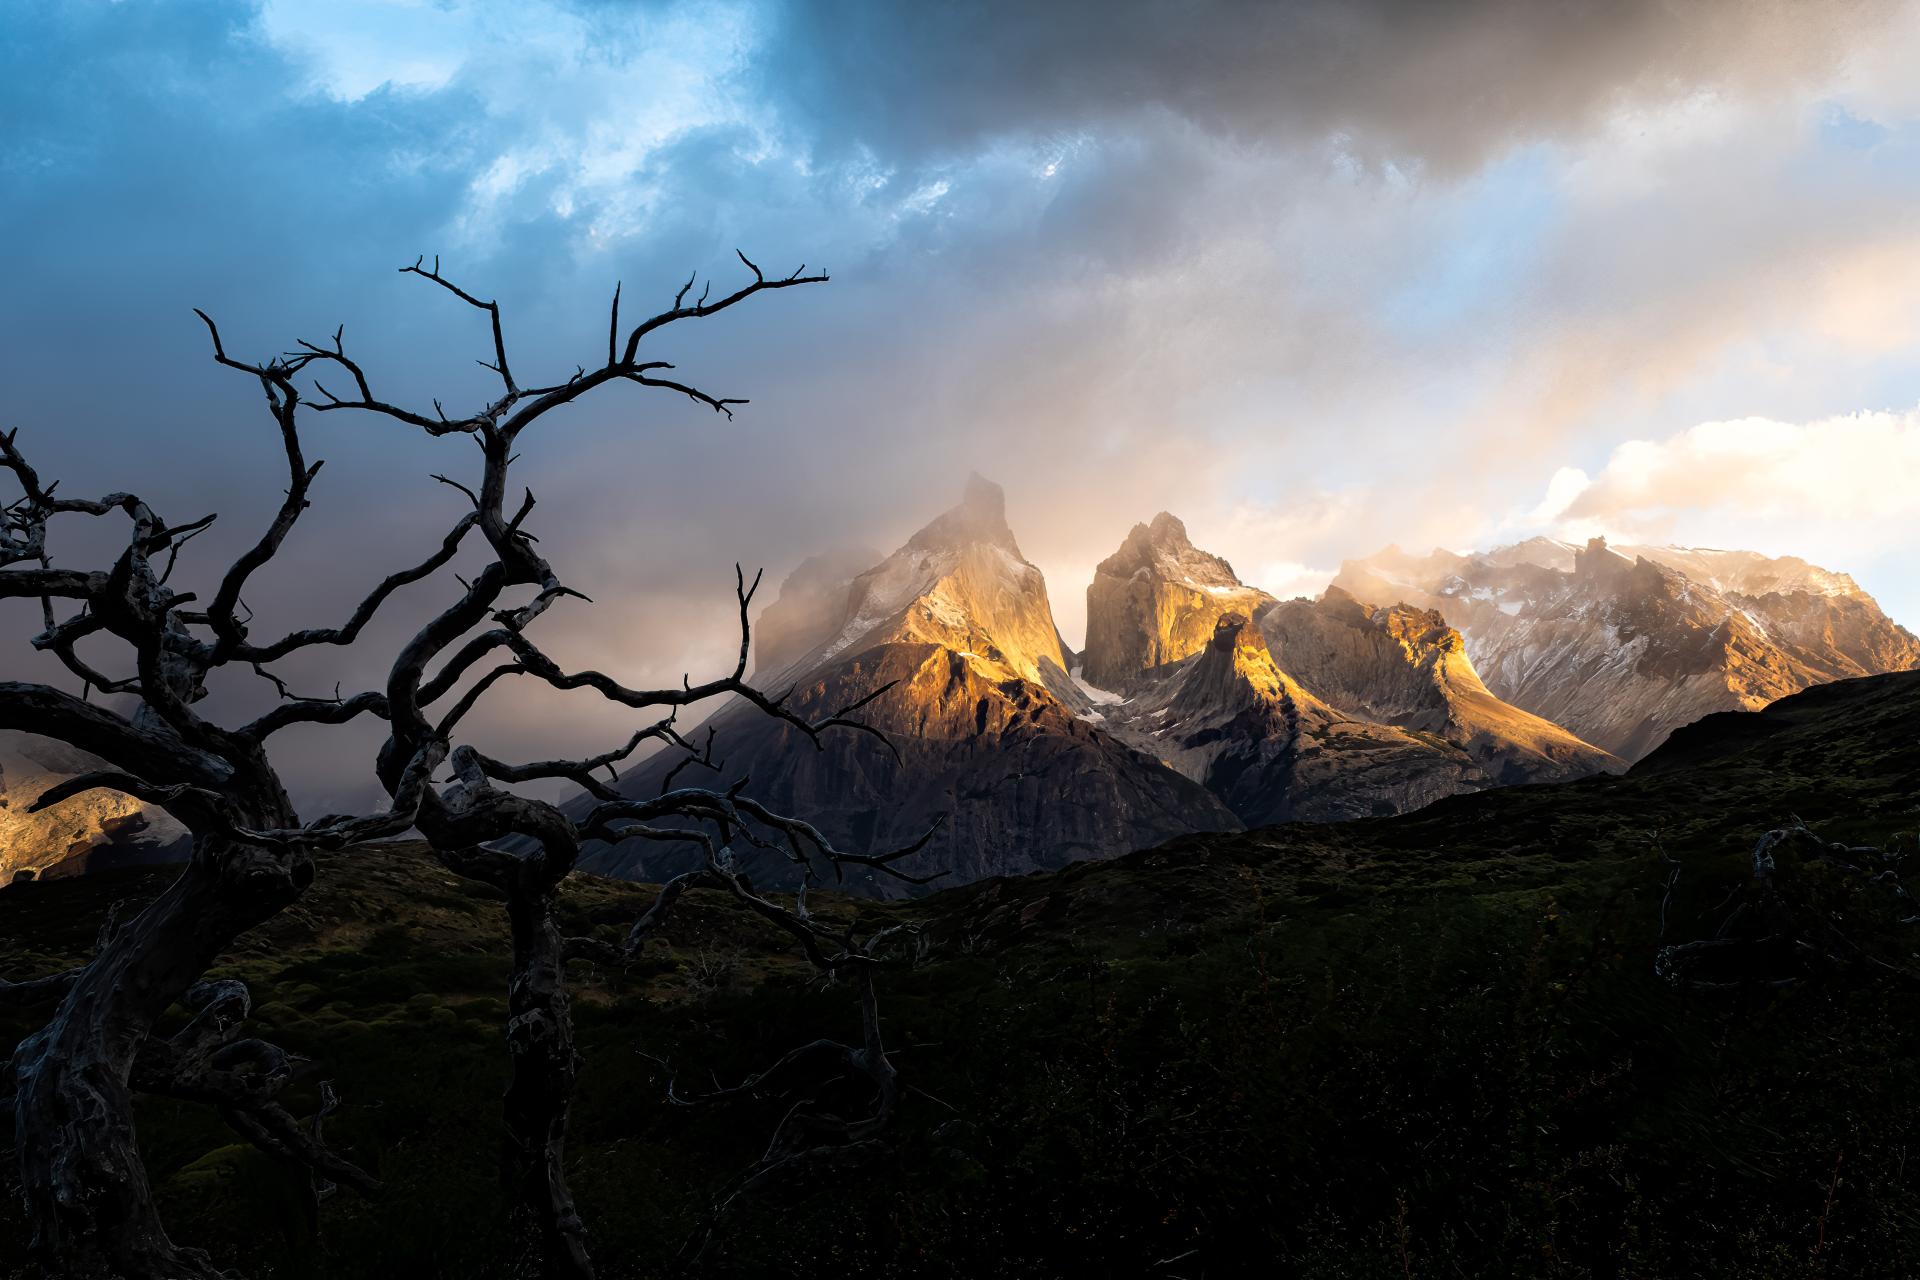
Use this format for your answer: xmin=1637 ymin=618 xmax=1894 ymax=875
xmin=4 ymin=672 xmax=1919 ymax=1278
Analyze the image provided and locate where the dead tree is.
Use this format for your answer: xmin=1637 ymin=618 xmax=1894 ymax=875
xmin=1 ymin=254 xmax=931 ymax=1279
xmin=0 ymin=411 xmax=388 ymax=1277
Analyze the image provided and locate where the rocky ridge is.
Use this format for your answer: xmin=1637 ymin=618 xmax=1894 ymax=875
xmin=1074 ymin=518 xmax=1615 ymax=825
xmin=1333 ymin=536 xmax=1920 ymax=759
xmin=1102 ymin=611 xmax=1485 ymax=824
xmin=1259 ymin=588 xmax=1619 ymax=783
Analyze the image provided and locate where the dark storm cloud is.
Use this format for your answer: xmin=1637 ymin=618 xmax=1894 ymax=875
xmin=763 ymin=0 xmax=1890 ymax=170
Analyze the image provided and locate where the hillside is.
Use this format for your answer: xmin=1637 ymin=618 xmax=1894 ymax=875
xmin=6 ymin=670 xmax=1918 ymax=1277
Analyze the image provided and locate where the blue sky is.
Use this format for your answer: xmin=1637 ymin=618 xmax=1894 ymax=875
xmin=5 ymin=0 xmax=1920 ymax=803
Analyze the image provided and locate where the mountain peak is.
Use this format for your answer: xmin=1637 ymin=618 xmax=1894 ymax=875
xmin=785 ymin=472 xmax=1068 ymax=687
xmin=1573 ymin=535 xmax=1631 ymax=579
xmin=908 ymin=472 xmax=1020 ymax=555
xmin=1170 ymin=610 xmax=1293 ymax=714
xmin=963 ymin=470 xmax=1005 ymax=516
xmin=1147 ymin=510 xmax=1190 ymax=542
xmin=1084 ymin=515 xmax=1274 ymax=690
xmin=1315 ymin=583 xmax=1368 ymax=618
xmin=1331 ymin=537 xmax=1920 ymax=760
xmin=1101 ymin=511 xmax=1242 ymax=588
xmin=1258 ymin=595 xmax=1616 ymax=783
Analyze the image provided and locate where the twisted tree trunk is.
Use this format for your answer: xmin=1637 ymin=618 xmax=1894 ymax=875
xmin=501 ymin=883 xmax=594 ymax=1280
xmin=10 ymin=838 xmax=310 ymax=1278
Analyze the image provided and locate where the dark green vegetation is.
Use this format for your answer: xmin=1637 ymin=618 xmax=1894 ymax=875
xmin=6 ymin=672 xmax=1920 ymax=1278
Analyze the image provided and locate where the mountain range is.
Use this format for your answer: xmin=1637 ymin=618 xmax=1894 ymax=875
xmin=577 ymin=476 xmax=1240 ymax=892
xmin=574 ymin=477 xmax=1914 ymax=894
xmin=9 ymin=480 xmax=1915 ymax=895
xmin=1333 ymin=535 xmax=1920 ymax=760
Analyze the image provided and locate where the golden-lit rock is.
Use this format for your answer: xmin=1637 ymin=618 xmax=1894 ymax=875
xmin=0 ymin=732 xmax=188 ymax=884
xmin=1081 ymin=512 xmax=1273 ymax=692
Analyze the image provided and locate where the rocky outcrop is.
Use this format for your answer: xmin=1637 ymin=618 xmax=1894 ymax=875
xmin=578 ymin=477 xmax=1239 ymax=896
xmin=1332 ymin=536 xmax=1920 ymax=760
xmin=1259 ymin=588 xmax=1619 ymax=783
xmin=1104 ymin=613 xmax=1483 ymax=825
xmin=1081 ymin=513 xmax=1274 ymax=692
xmin=0 ymin=732 xmax=189 ymax=883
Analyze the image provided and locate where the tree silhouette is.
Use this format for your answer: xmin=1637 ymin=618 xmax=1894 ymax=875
xmin=1 ymin=255 xmax=930 ymax=1278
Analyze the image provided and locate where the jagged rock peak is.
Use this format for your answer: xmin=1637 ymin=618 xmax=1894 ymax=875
xmin=1083 ymin=513 xmax=1274 ymax=691
xmin=1314 ymin=583 xmax=1370 ymax=622
xmin=908 ymin=472 xmax=1021 ymax=556
xmin=1100 ymin=511 xmax=1243 ymax=589
xmin=1331 ymin=536 xmax=1920 ymax=761
xmin=1304 ymin=587 xmax=1464 ymax=661
xmin=1171 ymin=611 xmax=1294 ymax=715
xmin=1573 ymin=535 xmax=1630 ymax=578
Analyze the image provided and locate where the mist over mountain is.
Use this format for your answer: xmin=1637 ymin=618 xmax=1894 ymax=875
xmin=749 ymin=545 xmax=884 ymax=680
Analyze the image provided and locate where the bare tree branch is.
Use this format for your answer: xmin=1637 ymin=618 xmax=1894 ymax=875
xmin=400 ymin=255 xmax=515 ymax=396
xmin=238 ymin=511 xmax=480 ymax=661
xmin=2 ymin=253 xmax=904 ymax=1280
xmin=619 ymin=253 xmax=828 ymax=365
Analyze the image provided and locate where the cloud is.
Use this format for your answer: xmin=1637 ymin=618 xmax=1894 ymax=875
xmin=1551 ymin=408 xmax=1920 ymax=531
xmin=7 ymin=1 xmax=1920 ymax=804
xmin=764 ymin=0 xmax=1901 ymax=172
xmin=1513 ymin=407 xmax=1920 ymax=620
